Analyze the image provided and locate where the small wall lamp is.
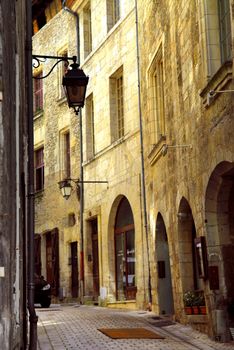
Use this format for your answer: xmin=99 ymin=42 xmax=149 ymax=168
xmin=58 ymin=178 xmax=108 ymax=200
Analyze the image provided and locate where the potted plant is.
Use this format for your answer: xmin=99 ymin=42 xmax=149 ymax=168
xmin=183 ymin=291 xmax=196 ymax=314
xmin=183 ymin=290 xmax=206 ymax=315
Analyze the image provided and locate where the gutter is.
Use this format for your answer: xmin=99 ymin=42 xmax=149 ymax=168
xmin=26 ymin=0 xmax=38 ymax=348
xmin=62 ymin=1 xmax=85 ymax=302
xmin=135 ymin=0 xmax=152 ymax=308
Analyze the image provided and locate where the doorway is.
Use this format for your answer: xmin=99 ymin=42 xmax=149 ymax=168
xmin=205 ymin=162 xmax=234 ymax=332
xmin=115 ymin=197 xmax=136 ymax=300
xmin=71 ymin=241 xmax=78 ymax=298
xmin=156 ymin=213 xmax=174 ymax=314
xmin=34 ymin=234 xmax=41 ymax=276
xmin=91 ymin=218 xmax=99 ymax=300
xmin=178 ymin=197 xmax=202 ymax=292
xmin=46 ymin=228 xmax=59 ymax=296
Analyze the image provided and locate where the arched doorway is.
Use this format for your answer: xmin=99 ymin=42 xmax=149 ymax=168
xmin=115 ymin=197 xmax=136 ymax=300
xmin=156 ymin=213 xmax=174 ymax=314
xmin=178 ymin=197 xmax=202 ymax=292
xmin=205 ymin=162 xmax=234 ymax=335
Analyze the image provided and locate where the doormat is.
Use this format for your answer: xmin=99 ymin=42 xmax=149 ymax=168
xmin=98 ymin=328 xmax=164 ymax=339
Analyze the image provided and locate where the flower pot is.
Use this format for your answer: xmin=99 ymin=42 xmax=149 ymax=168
xmin=199 ymin=306 xmax=207 ymax=315
xmin=192 ymin=306 xmax=199 ymax=314
xmin=185 ymin=306 xmax=193 ymax=315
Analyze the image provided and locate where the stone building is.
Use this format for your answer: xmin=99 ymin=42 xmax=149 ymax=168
xmin=137 ymin=0 xmax=234 ymax=342
xmin=33 ymin=0 xmax=83 ymax=301
xmin=73 ymin=0 xmax=149 ymax=309
xmin=0 ymin=1 xmax=30 ymax=348
xmin=33 ymin=0 xmax=150 ymax=309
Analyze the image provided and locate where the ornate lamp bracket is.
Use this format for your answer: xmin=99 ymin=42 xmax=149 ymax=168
xmin=32 ymin=54 xmax=78 ymax=80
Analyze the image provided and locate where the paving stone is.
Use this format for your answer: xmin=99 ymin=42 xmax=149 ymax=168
xmin=37 ymin=305 xmax=234 ymax=350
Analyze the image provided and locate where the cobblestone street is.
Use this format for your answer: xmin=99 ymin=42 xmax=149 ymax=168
xmin=37 ymin=305 xmax=234 ymax=350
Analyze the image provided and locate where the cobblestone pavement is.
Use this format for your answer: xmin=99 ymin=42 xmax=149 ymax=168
xmin=37 ymin=304 xmax=234 ymax=350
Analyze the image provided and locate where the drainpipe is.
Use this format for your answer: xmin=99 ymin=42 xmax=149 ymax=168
xmin=135 ymin=0 xmax=152 ymax=308
xmin=62 ymin=1 xmax=85 ymax=301
xmin=26 ymin=0 xmax=38 ymax=348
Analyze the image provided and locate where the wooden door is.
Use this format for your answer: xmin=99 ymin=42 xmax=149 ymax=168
xmin=91 ymin=219 xmax=99 ymax=300
xmin=34 ymin=234 xmax=41 ymax=276
xmin=71 ymin=242 xmax=78 ymax=298
xmin=46 ymin=229 xmax=59 ymax=296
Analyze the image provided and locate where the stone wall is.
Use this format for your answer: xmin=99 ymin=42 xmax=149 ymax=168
xmin=138 ymin=0 xmax=234 ymax=339
xmin=33 ymin=8 xmax=83 ymax=300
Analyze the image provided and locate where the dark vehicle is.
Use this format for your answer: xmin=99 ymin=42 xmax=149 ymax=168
xmin=34 ymin=274 xmax=51 ymax=308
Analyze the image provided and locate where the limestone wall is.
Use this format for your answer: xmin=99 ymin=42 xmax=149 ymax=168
xmin=137 ymin=0 xmax=234 ymax=338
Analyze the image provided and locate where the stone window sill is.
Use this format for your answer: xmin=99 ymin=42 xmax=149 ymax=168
xmin=148 ymin=135 xmax=166 ymax=166
xmin=200 ymin=61 xmax=233 ymax=108
xmin=33 ymin=110 xmax=44 ymax=120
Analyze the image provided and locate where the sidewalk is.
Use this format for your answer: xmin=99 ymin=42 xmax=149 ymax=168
xmin=37 ymin=304 xmax=234 ymax=350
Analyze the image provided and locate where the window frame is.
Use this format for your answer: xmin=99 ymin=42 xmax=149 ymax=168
xmin=83 ymin=2 xmax=92 ymax=58
xmin=109 ymin=66 xmax=124 ymax=142
xmin=33 ymin=72 xmax=43 ymax=114
xmin=60 ymin=129 xmax=71 ymax=180
xmin=148 ymin=44 xmax=165 ymax=146
xmin=57 ymin=48 xmax=68 ymax=99
xmin=85 ymin=93 xmax=95 ymax=159
xmin=35 ymin=146 xmax=44 ymax=192
xmin=107 ymin=0 xmax=120 ymax=31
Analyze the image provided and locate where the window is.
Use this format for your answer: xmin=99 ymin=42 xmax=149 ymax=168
xmin=58 ymin=49 xmax=68 ymax=98
xmin=64 ymin=132 xmax=71 ymax=178
xmin=33 ymin=73 xmax=43 ymax=113
xmin=218 ymin=0 xmax=231 ymax=63
xmin=107 ymin=0 xmax=120 ymax=31
xmin=83 ymin=2 xmax=92 ymax=58
xmin=204 ymin=0 xmax=231 ymax=76
xmin=148 ymin=45 xmax=165 ymax=144
xmin=35 ymin=147 xmax=44 ymax=192
xmin=110 ymin=67 xmax=124 ymax=142
xmin=85 ymin=93 xmax=95 ymax=159
xmin=60 ymin=131 xmax=71 ymax=179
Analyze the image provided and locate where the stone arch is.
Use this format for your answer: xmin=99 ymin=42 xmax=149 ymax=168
xmin=107 ymin=195 xmax=136 ymax=301
xmin=155 ymin=212 xmax=174 ymax=314
xmin=205 ymin=161 xmax=234 ymax=300
xmin=177 ymin=197 xmax=201 ymax=292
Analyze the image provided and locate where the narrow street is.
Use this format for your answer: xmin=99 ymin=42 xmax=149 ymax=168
xmin=37 ymin=305 xmax=234 ymax=350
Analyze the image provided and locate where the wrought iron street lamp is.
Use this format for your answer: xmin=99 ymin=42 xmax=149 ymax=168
xmin=32 ymin=55 xmax=89 ymax=113
xmin=63 ymin=58 xmax=89 ymax=114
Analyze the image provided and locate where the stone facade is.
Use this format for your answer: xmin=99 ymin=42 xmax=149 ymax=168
xmin=33 ymin=7 xmax=83 ymax=301
xmin=137 ymin=0 xmax=234 ymax=341
xmin=33 ymin=0 xmax=150 ymax=309
xmin=73 ymin=0 xmax=149 ymax=309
